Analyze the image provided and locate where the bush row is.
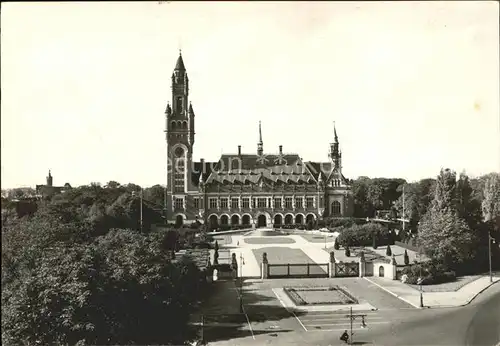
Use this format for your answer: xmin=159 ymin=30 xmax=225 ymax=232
xmin=401 ymin=261 xmax=456 ymax=285
xmin=336 ymin=223 xmax=394 ymax=247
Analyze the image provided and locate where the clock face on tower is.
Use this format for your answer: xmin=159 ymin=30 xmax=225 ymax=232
xmin=174 ymin=147 xmax=184 ymax=158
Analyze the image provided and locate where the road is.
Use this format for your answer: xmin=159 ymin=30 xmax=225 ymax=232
xmin=364 ymin=282 xmax=500 ymax=346
xmin=206 ymin=280 xmax=500 ymax=346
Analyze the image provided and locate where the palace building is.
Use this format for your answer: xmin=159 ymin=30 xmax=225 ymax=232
xmin=164 ymin=53 xmax=353 ymax=228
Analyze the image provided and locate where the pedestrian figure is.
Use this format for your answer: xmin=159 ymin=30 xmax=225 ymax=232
xmin=237 ymin=241 xmax=239 ymax=246
xmin=340 ymin=330 xmax=349 ymax=344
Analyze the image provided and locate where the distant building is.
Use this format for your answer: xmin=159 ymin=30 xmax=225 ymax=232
xmin=36 ymin=170 xmax=72 ymax=198
xmin=164 ymin=53 xmax=354 ymax=228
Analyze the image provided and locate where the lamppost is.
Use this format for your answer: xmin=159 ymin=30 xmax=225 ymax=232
xmin=488 ymin=230 xmax=495 ymax=283
xmin=239 ymin=253 xmax=245 ymax=313
xmin=344 ymin=307 xmax=367 ymax=345
xmin=415 ymin=224 xmax=424 ymax=308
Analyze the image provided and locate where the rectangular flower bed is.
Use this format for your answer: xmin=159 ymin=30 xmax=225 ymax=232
xmin=283 ymin=286 xmax=358 ymax=306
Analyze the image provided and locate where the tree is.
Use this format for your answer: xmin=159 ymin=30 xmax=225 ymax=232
xmin=482 ymin=173 xmax=500 ymax=224
xmin=334 ymin=238 xmax=340 ymax=250
xmin=105 ymin=180 xmax=121 ymax=189
xmin=143 ymin=184 xmax=166 ymax=208
xmin=214 ymin=240 xmax=219 ymax=252
xmin=432 ymin=168 xmax=457 ymax=212
xmin=418 ymin=169 xmax=483 ymax=272
xmin=418 ymin=208 xmax=478 ymax=271
xmin=456 ymin=172 xmax=482 ymax=228
xmin=386 ymin=245 xmax=392 ymax=256
xmin=404 ymin=249 xmax=410 ymax=265
xmin=372 ymin=235 xmax=378 ymax=249
xmin=2 ymin=227 xmax=204 ymax=346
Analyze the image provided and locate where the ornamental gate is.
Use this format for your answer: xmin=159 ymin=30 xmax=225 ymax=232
xmin=334 ymin=261 xmax=359 ymax=277
xmin=268 ymin=263 xmax=330 ymax=278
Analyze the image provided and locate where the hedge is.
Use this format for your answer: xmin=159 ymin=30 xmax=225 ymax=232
xmin=401 ymin=261 xmax=456 ymax=285
xmin=336 ymin=223 xmax=393 ymax=247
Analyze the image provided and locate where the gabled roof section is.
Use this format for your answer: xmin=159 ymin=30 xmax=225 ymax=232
xmin=205 ymin=153 xmax=319 ymax=185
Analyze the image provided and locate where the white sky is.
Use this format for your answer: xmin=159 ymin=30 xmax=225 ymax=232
xmin=1 ymin=1 xmax=499 ymax=189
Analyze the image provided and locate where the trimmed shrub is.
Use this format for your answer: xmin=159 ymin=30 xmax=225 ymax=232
xmin=372 ymin=235 xmax=378 ymax=249
xmin=334 ymin=238 xmax=340 ymax=250
xmin=401 ymin=261 xmax=456 ymax=285
xmin=345 ymin=246 xmax=351 ymax=257
xmin=214 ymin=240 xmax=219 ymax=252
xmin=337 ymin=223 xmax=391 ymax=247
xmin=386 ymin=245 xmax=392 ymax=256
xmin=404 ymin=249 xmax=410 ymax=265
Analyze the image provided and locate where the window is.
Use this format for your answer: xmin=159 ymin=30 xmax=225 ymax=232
xmin=274 ymin=198 xmax=282 ymax=209
xmin=231 ymin=198 xmax=239 ymax=209
xmin=174 ymin=198 xmax=184 ymax=210
xmin=209 ymin=198 xmax=217 ymax=209
xmin=285 ymin=197 xmax=293 ymax=209
xmin=242 ymin=198 xmax=250 ymax=209
xmin=331 ymin=201 xmax=341 ymax=216
xmin=296 ymin=197 xmax=303 ymax=209
xmin=319 ymin=196 xmax=324 ymax=208
xmin=306 ymin=197 xmax=314 ymax=208
xmin=252 ymin=198 xmax=256 ymax=208
xmin=176 ymin=96 xmax=183 ymax=112
xmin=194 ymin=198 xmax=200 ymax=209
xmin=220 ymin=198 xmax=228 ymax=209
xmin=173 ymin=150 xmax=185 ymax=193
xmin=257 ymin=198 xmax=267 ymax=208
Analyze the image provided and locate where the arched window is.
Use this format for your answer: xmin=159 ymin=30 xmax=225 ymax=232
xmin=177 ymin=121 xmax=182 ymax=129
xmin=331 ymin=201 xmax=341 ymax=216
xmin=182 ymin=121 xmax=188 ymax=129
xmin=171 ymin=121 xmax=177 ymax=130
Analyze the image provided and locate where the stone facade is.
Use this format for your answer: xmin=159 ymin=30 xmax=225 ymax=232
xmin=164 ymin=53 xmax=354 ymax=228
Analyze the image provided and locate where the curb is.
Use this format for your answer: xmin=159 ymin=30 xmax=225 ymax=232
xmin=364 ymin=276 xmax=500 ymax=309
xmin=363 ymin=277 xmax=421 ymax=308
xmin=458 ymin=277 xmax=500 ymax=307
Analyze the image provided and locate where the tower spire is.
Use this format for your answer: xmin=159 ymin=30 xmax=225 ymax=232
xmin=257 ymin=121 xmax=263 ymax=156
xmin=334 ymin=121 xmax=338 ymax=143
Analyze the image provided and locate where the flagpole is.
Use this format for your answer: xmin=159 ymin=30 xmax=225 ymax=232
xmin=402 ymin=185 xmax=405 ymax=232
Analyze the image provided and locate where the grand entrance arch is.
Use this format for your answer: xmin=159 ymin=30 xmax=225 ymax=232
xmin=257 ymin=214 xmax=267 ymax=228
xmin=306 ymin=213 xmax=316 ymax=224
xmin=209 ymin=215 xmax=218 ymax=230
xmin=231 ymin=214 xmax=240 ymax=225
xmin=220 ymin=214 xmax=229 ymax=225
xmin=175 ymin=214 xmax=184 ymax=227
xmin=242 ymin=214 xmax=251 ymax=226
xmin=274 ymin=214 xmax=283 ymax=226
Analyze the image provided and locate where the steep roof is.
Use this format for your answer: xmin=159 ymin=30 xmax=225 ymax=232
xmin=175 ymin=54 xmax=186 ymax=71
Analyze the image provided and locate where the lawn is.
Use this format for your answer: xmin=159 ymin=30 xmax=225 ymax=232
xmin=298 ymin=233 xmax=335 ymax=243
xmin=244 ymin=237 xmax=296 ymax=245
xmin=407 ymin=275 xmax=483 ymax=292
xmin=252 ymin=247 xmax=315 ymax=265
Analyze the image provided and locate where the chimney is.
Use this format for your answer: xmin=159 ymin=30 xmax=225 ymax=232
xmin=238 ymin=145 xmax=241 ymax=156
xmin=279 ymin=145 xmax=283 ymax=154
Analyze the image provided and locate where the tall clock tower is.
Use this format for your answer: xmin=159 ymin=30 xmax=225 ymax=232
xmin=164 ymin=52 xmax=196 ymax=219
